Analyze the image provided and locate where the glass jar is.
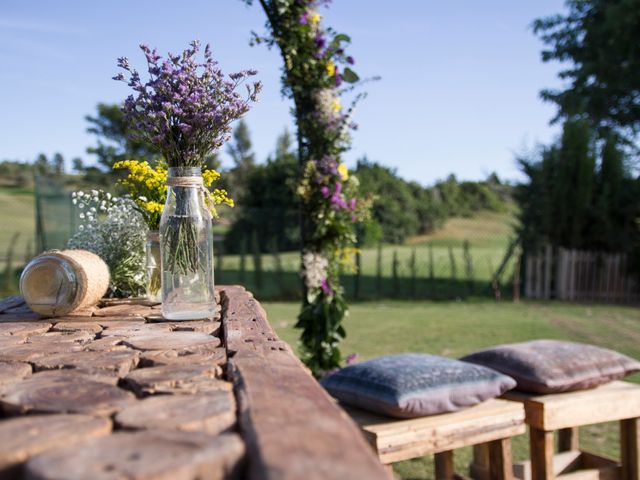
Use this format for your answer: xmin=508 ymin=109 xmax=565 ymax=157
xmin=20 ymin=249 xmax=110 ymax=317
xmin=160 ymin=166 xmax=215 ymax=320
xmin=145 ymin=231 xmax=161 ymax=303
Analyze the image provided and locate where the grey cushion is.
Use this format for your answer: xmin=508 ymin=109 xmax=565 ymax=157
xmin=320 ymin=353 xmax=516 ymax=418
xmin=460 ymin=340 xmax=640 ymax=394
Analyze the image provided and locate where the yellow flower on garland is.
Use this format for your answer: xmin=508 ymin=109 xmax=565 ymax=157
xmin=326 ymin=60 xmax=336 ymax=78
xmin=113 ymin=160 xmax=233 ymax=230
xmin=337 ymin=163 xmax=349 ymax=181
xmin=308 ymin=11 xmax=321 ymax=25
xmin=331 ymin=97 xmax=341 ymax=113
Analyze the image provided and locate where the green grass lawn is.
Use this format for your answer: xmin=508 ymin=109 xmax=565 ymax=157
xmin=0 ymin=186 xmax=35 ymax=264
xmin=263 ymin=299 xmax=640 ymax=479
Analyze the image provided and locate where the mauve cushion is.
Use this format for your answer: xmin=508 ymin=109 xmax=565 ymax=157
xmin=320 ymin=353 xmax=516 ymax=418
xmin=460 ymin=340 xmax=640 ymax=394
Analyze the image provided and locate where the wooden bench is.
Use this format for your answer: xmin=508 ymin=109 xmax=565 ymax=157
xmin=472 ymin=381 xmax=640 ymax=480
xmin=346 ymin=398 xmax=526 ymax=479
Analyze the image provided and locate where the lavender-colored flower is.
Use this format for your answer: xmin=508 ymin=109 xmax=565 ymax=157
xmin=114 ymin=40 xmax=262 ymax=167
xmin=320 ymin=186 xmax=330 ymax=198
xmin=345 ymin=353 xmax=359 ymax=365
xmin=320 ymin=277 xmax=333 ymax=296
xmin=347 ymin=56 xmax=355 ymax=65
xmin=315 ymin=33 xmax=326 ymax=50
xmin=299 ymin=12 xmax=309 ymax=24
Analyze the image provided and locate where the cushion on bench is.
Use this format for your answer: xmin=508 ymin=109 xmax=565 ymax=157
xmin=321 ymin=353 xmax=516 ymax=418
xmin=460 ymin=339 xmax=640 ymax=394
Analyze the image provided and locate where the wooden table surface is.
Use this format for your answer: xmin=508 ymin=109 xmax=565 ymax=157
xmin=0 ymin=285 xmax=390 ymax=480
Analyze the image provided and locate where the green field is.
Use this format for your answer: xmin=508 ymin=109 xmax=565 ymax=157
xmin=217 ymin=208 xmax=518 ymax=299
xmin=0 ymin=186 xmax=35 ymax=264
xmin=263 ymin=299 xmax=640 ymax=479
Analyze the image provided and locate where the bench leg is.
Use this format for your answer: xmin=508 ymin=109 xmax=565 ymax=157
xmin=557 ymin=427 xmax=579 ymax=452
xmin=488 ymin=438 xmax=513 ymax=480
xmin=530 ymin=428 xmax=554 ymax=480
xmin=621 ymin=418 xmax=640 ymax=480
xmin=435 ymin=450 xmax=455 ymax=480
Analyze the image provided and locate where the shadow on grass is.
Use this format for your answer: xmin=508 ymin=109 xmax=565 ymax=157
xmin=217 ymin=269 xmax=500 ymax=302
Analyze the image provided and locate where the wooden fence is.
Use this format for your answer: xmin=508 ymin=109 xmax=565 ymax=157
xmin=525 ymin=246 xmax=640 ymax=303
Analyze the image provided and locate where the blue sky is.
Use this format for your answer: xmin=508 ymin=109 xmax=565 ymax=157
xmin=0 ymin=0 xmax=566 ymax=184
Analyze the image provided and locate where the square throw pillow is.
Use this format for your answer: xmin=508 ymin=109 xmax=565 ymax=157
xmin=320 ymin=353 xmax=516 ymax=418
xmin=460 ymin=340 xmax=640 ymax=394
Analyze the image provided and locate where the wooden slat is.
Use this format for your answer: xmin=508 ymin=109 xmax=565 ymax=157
xmin=347 ymin=399 xmax=525 ymax=463
xmin=435 ymin=450 xmax=455 ymax=479
xmin=221 ymin=285 xmax=390 ymax=480
xmin=0 ymin=322 xmax=51 ymax=337
xmin=530 ymin=428 xmax=554 ymax=480
xmin=123 ymin=363 xmax=224 ymax=396
xmin=558 ymin=428 xmax=579 ymax=452
xmin=504 ymin=381 xmax=640 ymax=430
xmin=488 ymin=438 xmax=513 ymax=480
xmin=621 ymin=418 xmax=640 ymax=480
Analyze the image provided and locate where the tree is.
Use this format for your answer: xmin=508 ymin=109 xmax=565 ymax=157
xmin=86 ymin=103 xmax=159 ymax=171
xmin=225 ymin=119 xmax=256 ymax=201
xmin=52 ymin=153 xmax=65 ymax=176
xmin=533 ymin=0 xmax=640 ymax=139
xmin=225 ymin=129 xmax=299 ymax=253
xmin=72 ymin=157 xmax=84 ymax=174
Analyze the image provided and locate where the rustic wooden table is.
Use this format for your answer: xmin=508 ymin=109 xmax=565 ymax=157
xmin=0 ymin=285 xmax=390 ymax=480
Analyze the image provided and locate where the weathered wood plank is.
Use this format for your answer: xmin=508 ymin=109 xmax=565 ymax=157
xmin=121 ymin=331 xmax=220 ymax=351
xmin=529 ymin=428 xmax=554 ymax=480
xmin=558 ymin=427 xmax=579 ymax=452
xmin=31 ymin=349 xmax=140 ymax=377
xmin=347 ymin=399 xmax=525 ymax=463
xmin=51 ymin=321 xmax=103 ymax=334
xmin=123 ymin=363 xmax=224 ymax=396
xmin=0 ymin=322 xmax=51 ymax=337
xmin=488 ymin=438 xmax=513 ymax=480
xmin=115 ymin=391 xmax=236 ymax=435
xmin=435 ymin=450 xmax=454 ymax=479
xmin=504 ymin=381 xmax=640 ymax=430
xmin=221 ymin=285 xmax=390 ymax=480
xmin=0 ymin=342 xmax=85 ymax=362
xmin=0 ymin=370 xmax=135 ymax=415
xmin=621 ymin=418 xmax=640 ymax=480
xmin=0 ymin=361 xmax=32 ymax=389
xmin=25 ymin=430 xmax=245 ymax=480
xmin=0 ymin=414 xmax=112 ymax=478
xmin=139 ymin=346 xmax=227 ymax=367
xmin=93 ymin=304 xmax=154 ymax=317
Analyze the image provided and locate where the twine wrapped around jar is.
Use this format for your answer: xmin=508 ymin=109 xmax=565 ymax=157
xmin=20 ymin=249 xmax=110 ymax=317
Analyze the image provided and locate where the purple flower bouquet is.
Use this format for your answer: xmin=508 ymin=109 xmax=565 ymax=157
xmin=115 ymin=41 xmax=261 ymax=319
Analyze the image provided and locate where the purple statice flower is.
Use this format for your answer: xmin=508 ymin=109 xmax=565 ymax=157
xmin=299 ymin=12 xmax=309 ymax=24
xmin=320 ymin=277 xmax=333 ymax=296
xmin=114 ymin=40 xmax=262 ymax=167
xmin=315 ymin=33 xmax=326 ymax=50
xmin=320 ymin=186 xmax=331 ymax=198
xmin=347 ymin=56 xmax=355 ymax=65
xmin=348 ymin=198 xmax=357 ymax=211
xmin=345 ymin=353 xmax=359 ymax=365
xmin=335 ymin=73 xmax=343 ymax=87
xmin=330 ymin=183 xmax=347 ymax=210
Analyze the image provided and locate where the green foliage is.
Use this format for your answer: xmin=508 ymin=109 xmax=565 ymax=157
xmin=356 ymin=160 xmax=509 ymax=245
xmin=225 ymin=119 xmax=256 ymax=202
xmin=533 ymin=0 xmax=640 ymax=139
xmin=224 ymin=131 xmax=300 ymax=253
xmin=86 ymin=103 xmax=159 ymax=171
xmin=516 ymin=120 xmax=640 ymax=253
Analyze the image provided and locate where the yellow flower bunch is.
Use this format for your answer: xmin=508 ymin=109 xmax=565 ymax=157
xmin=338 ymin=246 xmax=360 ymax=273
xmin=113 ymin=160 xmax=233 ymax=230
xmin=326 ymin=60 xmax=336 ymax=78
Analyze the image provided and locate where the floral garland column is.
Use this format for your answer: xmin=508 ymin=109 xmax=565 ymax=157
xmin=246 ymin=0 xmax=369 ymax=375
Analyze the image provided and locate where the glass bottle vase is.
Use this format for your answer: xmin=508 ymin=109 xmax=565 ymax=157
xmin=160 ymin=167 xmax=215 ymax=320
